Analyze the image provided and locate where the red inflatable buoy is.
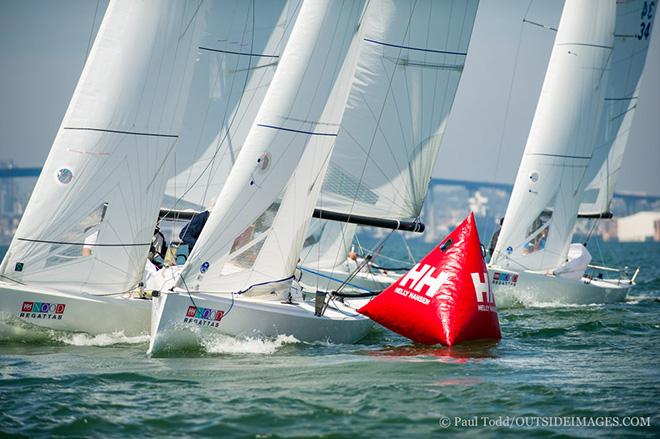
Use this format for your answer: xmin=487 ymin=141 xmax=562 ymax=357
xmin=358 ymin=213 xmax=501 ymax=346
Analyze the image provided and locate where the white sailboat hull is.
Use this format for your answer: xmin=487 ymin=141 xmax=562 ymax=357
xmin=0 ymin=282 xmax=150 ymax=336
xmin=487 ymin=267 xmax=630 ymax=307
xmin=148 ymin=290 xmax=373 ymax=354
xmin=298 ymin=266 xmax=399 ymax=293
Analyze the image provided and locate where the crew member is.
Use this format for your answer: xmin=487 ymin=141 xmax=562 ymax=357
xmin=488 ymin=217 xmax=504 ymax=258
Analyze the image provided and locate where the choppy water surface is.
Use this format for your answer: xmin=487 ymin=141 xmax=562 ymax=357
xmin=1 ymin=242 xmax=659 ymax=437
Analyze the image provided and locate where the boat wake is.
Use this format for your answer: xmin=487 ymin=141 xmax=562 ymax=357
xmin=0 ymin=318 xmax=57 ymax=344
xmin=0 ymin=315 xmax=150 ymax=346
xmin=201 ymin=333 xmax=299 ymax=355
xmin=57 ymin=332 xmax=150 ymax=347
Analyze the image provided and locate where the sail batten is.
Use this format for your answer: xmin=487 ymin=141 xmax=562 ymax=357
xmin=62 ymin=127 xmax=179 ymax=138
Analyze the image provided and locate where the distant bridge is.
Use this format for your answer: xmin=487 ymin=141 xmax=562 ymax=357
xmin=0 ymin=167 xmax=41 ymax=178
xmin=0 ymin=167 xmax=658 ymax=204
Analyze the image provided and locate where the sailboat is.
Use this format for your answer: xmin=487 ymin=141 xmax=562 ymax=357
xmin=148 ymin=0 xmax=482 ymax=353
xmin=488 ymin=0 xmax=654 ymax=305
xmin=148 ymin=0 xmax=301 ymax=291
xmin=298 ymin=0 xmax=479 ymax=295
xmin=148 ymin=0 xmax=373 ymax=353
xmin=0 ymin=0 xmax=206 ymax=335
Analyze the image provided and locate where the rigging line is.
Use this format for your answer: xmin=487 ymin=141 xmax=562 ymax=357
xmin=179 ymin=0 xmax=204 ymax=40
xmin=84 ymin=0 xmax=101 ymax=63
xmin=491 ymin=0 xmax=534 ymax=202
xmin=178 ymin=274 xmax=198 ymax=310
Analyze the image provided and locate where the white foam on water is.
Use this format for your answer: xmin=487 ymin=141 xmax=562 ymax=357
xmin=625 ymin=295 xmax=659 ymax=305
xmin=516 ymin=301 xmax=605 ymax=309
xmin=57 ymin=332 xmax=150 ymax=346
xmin=201 ymin=333 xmax=298 ymax=355
xmin=0 ymin=319 xmax=56 ymax=343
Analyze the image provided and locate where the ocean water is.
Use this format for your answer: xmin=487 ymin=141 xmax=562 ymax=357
xmin=0 ymin=242 xmax=659 ymax=437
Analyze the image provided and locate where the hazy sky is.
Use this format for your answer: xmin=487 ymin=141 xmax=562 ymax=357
xmin=0 ymin=0 xmax=658 ymax=194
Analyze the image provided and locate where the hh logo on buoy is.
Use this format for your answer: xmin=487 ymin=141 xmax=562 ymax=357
xmin=471 ymin=272 xmax=496 ymax=312
xmin=395 ymin=263 xmax=450 ymax=305
xmin=399 ymin=263 xmax=449 ymax=298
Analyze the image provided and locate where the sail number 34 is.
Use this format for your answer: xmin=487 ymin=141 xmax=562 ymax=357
xmin=638 ymin=1 xmax=655 ymax=40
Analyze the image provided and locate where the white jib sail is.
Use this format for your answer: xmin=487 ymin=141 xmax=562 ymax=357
xmin=0 ymin=0 xmax=205 ymax=294
xmin=177 ymin=0 xmax=368 ymax=293
xmin=578 ymin=0 xmax=656 ymax=216
xmin=163 ymin=0 xmax=301 ymax=211
xmin=492 ymin=0 xmax=616 ymax=272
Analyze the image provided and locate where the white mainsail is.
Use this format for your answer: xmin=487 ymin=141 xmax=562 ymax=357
xmin=301 ymin=0 xmax=479 ymax=273
xmin=578 ymin=0 xmax=656 ymax=216
xmin=0 ymin=0 xmax=205 ymax=294
xmin=316 ymin=0 xmax=479 ymax=222
xmin=177 ymin=0 xmax=368 ymax=293
xmin=163 ymin=0 xmax=301 ymax=211
xmin=491 ymin=0 xmax=617 ymax=272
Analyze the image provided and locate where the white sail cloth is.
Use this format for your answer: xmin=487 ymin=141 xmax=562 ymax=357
xmin=178 ymin=0 xmax=368 ymax=293
xmin=492 ymin=0 xmax=616 ymax=272
xmin=0 ymin=0 xmax=205 ymax=295
xmin=578 ymin=0 xmax=656 ymax=216
xmin=315 ymin=0 xmax=479 ymax=222
xmin=300 ymin=0 xmax=479 ymax=274
xmin=163 ymin=0 xmax=301 ymax=211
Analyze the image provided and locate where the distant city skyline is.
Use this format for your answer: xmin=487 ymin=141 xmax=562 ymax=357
xmin=0 ymin=0 xmax=659 ymax=194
